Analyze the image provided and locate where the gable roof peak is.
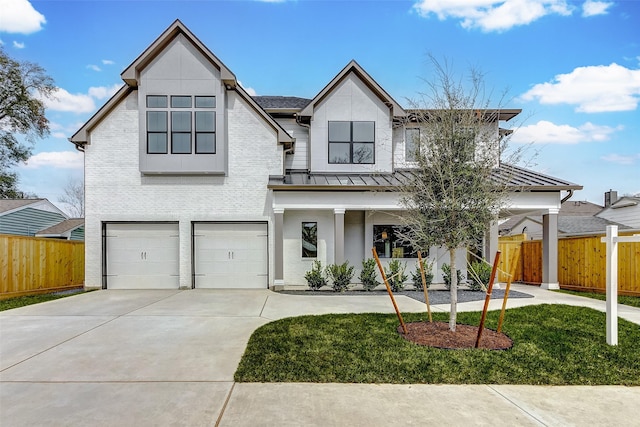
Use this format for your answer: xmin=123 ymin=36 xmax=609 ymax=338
xmin=300 ymin=59 xmax=406 ymax=117
xmin=121 ymin=19 xmax=236 ymax=87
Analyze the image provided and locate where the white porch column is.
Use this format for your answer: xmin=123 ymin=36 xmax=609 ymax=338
xmin=541 ymin=208 xmax=559 ymax=290
xmin=273 ymin=208 xmax=284 ymax=289
xmin=334 ymin=208 xmax=345 ymax=265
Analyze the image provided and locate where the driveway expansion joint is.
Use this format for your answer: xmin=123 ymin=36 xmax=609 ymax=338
xmin=488 ymin=385 xmax=548 ymax=427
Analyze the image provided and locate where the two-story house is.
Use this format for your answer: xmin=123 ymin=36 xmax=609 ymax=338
xmin=71 ymin=20 xmax=580 ymax=291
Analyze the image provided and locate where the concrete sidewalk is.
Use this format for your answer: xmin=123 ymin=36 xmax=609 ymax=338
xmin=1 ymin=286 xmax=639 ymax=426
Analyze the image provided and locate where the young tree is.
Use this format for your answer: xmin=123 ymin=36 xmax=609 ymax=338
xmin=0 ymin=47 xmax=55 ymax=198
xmin=58 ymin=178 xmax=84 ymax=218
xmin=399 ymin=57 xmax=516 ymax=331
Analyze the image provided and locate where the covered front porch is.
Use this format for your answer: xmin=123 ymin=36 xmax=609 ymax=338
xmin=268 ymin=165 xmax=581 ymax=289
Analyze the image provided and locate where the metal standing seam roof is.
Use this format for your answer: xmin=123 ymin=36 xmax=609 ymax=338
xmin=269 ymin=164 xmax=581 ymax=191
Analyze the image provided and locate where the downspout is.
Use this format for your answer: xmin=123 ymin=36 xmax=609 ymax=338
xmin=561 ymin=189 xmax=574 ymax=204
xmin=295 ymin=113 xmax=311 ymax=173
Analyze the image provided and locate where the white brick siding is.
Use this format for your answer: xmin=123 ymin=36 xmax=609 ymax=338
xmin=84 ymin=90 xmax=282 ymax=288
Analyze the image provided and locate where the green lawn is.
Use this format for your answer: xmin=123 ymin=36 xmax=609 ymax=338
xmin=235 ymin=304 xmax=640 ymax=385
xmin=556 ymin=289 xmax=640 ymax=309
xmin=0 ymin=291 xmax=83 ymax=311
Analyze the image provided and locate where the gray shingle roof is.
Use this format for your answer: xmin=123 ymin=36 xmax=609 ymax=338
xmin=269 ymin=164 xmax=581 ymax=191
xmin=0 ymin=199 xmax=42 ymax=214
xmin=36 ymin=218 xmax=84 ymax=235
xmin=253 ymin=96 xmax=311 ymax=110
xmin=500 ymin=200 xmax=603 ymax=232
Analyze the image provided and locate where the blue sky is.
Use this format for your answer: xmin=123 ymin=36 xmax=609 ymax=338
xmin=1 ymin=0 xmax=639 ymax=213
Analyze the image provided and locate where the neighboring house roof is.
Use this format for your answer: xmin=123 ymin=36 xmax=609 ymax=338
xmin=36 ymin=218 xmax=85 ymax=236
xmin=500 ymin=200 xmax=603 ymax=234
xmin=0 ymin=199 xmax=69 ymax=237
xmin=0 ymin=198 xmax=67 ymax=217
xmin=299 ymin=60 xmax=406 ymax=117
xmin=269 ymin=163 xmax=581 ymax=192
xmin=71 ymin=20 xmax=293 ymax=148
xmin=598 ymin=196 xmax=640 ymax=212
xmin=0 ymin=198 xmax=42 ymax=214
xmin=507 ymin=215 xmax=630 ymax=236
xmin=253 ymin=96 xmax=311 ymax=110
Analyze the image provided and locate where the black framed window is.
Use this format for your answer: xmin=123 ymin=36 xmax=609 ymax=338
xmin=373 ymin=225 xmax=418 ymax=259
xmin=328 ymin=121 xmax=374 ymax=164
xmin=147 ymin=111 xmax=167 ymax=153
xmin=195 ymin=111 xmax=216 ymax=153
xmin=171 ymin=111 xmax=192 ymax=153
xmin=146 ymin=95 xmax=216 ymax=155
xmin=302 ymin=222 xmax=318 ymax=258
xmin=405 ymin=128 xmax=420 ymax=163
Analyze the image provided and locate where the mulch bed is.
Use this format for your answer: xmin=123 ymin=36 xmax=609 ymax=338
xmin=398 ymin=321 xmax=513 ymax=350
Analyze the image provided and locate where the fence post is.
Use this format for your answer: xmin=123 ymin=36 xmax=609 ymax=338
xmin=604 ymin=225 xmax=618 ymax=346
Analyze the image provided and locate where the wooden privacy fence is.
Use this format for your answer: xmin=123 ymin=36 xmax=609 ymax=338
xmin=0 ymin=234 xmax=84 ymax=299
xmin=498 ymin=232 xmax=640 ymax=296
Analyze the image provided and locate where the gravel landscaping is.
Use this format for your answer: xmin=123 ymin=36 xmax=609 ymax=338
xmin=278 ymin=288 xmax=534 ymax=304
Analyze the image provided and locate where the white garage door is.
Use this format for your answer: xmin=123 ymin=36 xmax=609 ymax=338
xmin=193 ymin=222 xmax=268 ymax=289
xmin=106 ymin=223 xmax=179 ymax=289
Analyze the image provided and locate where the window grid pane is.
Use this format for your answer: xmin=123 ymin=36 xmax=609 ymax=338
xmin=147 ymin=95 xmax=167 ymax=108
xmin=147 ymin=111 xmax=167 ymax=131
xmin=329 ymin=142 xmax=350 ymax=164
xmin=148 ymin=133 xmax=167 ymax=154
xmin=172 ymin=133 xmax=191 ymax=154
xmin=328 ymin=121 xmax=351 ymax=142
xmin=196 ymin=111 xmax=215 ymax=131
xmin=352 ymin=121 xmax=374 ymax=142
xmin=195 ymin=133 xmax=215 ymax=153
xmin=352 ymin=143 xmax=374 ymax=164
xmin=195 ymin=96 xmax=216 ymax=108
xmin=302 ymin=222 xmax=318 ymax=258
xmin=172 ymin=111 xmax=191 ymax=132
xmin=171 ymin=96 xmax=192 ymax=108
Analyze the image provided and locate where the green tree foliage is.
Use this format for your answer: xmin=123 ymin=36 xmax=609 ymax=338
xmin=0 ymin=48 xmax=55 ymax=198
xmin=399 ymin=56 xmax=519 ymax=331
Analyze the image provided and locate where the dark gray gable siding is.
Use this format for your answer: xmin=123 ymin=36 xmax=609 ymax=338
xmin=0 ymin=208 xmax=67 ymax=237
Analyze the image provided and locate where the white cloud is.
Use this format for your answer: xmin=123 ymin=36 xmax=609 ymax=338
xmin=43 ymin=88 xmax=96 ymax=113
xmin=88 ymin=83 xmax=121 ymax=100
xmin=87 ymin=64 xmax=101 ymax=72
xmin=238 ymin=80 xmax=257 ymax=96
xmin=0 ymin=0 xmax=46 ymax=34
xmin=43 ymin=84 xmax=121 ymax=113
xmin=412 ymin=0 xmax=573 ymax=32
xmin=12 ymin=40 xmax=24 ymax=49
xmin=102 ymin=59 xmax=115 ymax=65
xmin=601 ymin=153 xmax=640 ymax=165
xmin=22 ymin=151 xmax=84 ymax=170
xmin=511 ymin=120 xmax=622 ymax=144
xmin=521 ymin=63 xmax=640 ymax=113
xmin=582 ymin=0 xmax=612 ymax=17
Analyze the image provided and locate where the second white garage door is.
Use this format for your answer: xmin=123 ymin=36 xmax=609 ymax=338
xmin=193 ymin=222 xmax=268 ymax=289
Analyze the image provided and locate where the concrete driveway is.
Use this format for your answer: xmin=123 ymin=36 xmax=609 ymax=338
xmin=1 ymin=287 xmax=639 ymax=426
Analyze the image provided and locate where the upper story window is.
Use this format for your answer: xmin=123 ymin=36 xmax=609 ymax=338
xmin=328 ymin=121 xmax=374 ymax=164
xmin=146 ymin=95 xmax=216 ymax=155
xmin=405 ymin=128 xmax=420 ymax=163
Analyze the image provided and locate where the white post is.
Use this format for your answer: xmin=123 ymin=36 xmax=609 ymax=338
xmin=605 ymin=225 xmax=618 ymax=346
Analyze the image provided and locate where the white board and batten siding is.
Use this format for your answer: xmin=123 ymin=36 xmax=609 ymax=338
xmin=105 ymin=223 xmax=180 ymax=289
xmin=193 ymin=222 xmax=268 ymax=289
